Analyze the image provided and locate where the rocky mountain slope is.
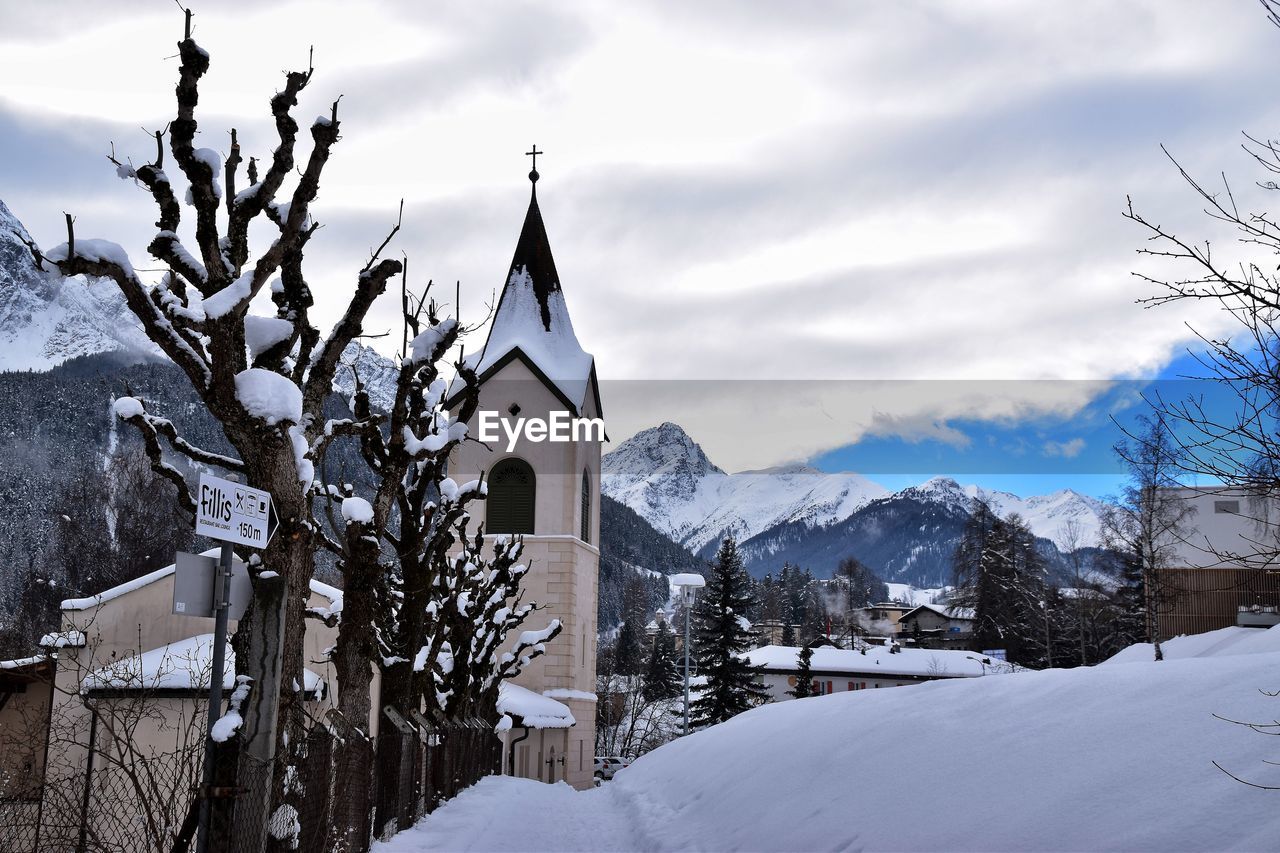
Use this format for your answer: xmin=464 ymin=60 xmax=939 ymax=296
xmin=0 ymin=198 xmax=398 ymax=407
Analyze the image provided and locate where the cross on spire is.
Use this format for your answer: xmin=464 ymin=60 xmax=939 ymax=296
xmin=526 ymin=145 xmax=543 ymax=184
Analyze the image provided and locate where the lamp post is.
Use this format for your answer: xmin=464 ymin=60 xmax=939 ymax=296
xmin=671 ymin=573 xmax=705 ymax=736
xmin=965 ymin=654 xmax=991 ymax=676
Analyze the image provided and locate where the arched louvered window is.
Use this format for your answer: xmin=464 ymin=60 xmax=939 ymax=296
xmin=486 ymin=457 xmax=536 ymax=535
xmin=580 ymin=469 xmax=592 ymax=544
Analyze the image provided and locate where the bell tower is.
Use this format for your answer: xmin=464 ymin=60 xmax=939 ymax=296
xmin=446 ymin=152 xmax=603 ymax=790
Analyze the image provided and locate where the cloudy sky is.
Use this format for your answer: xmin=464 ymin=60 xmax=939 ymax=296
xmin=2 ymin=0 xmax=1274 ymax=493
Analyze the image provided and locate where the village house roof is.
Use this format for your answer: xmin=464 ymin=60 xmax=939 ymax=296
xmin=58 ymin=548 xmax=344 ymax=615
xmin=742 ymin=644 xmax=986 ymax=679
xmin=82 ymin=632 xmax=327 ymax=697
xmin=899 ymin=603 xmax=976 ymax=622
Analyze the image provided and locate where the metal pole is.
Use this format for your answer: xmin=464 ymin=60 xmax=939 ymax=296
xmin=197 ymin=543 xmax=233 ymax=853
xmin=683 ymin=591 xmax=691 ymax=737
xmin=76 ymin=709 xmax=98 ymax=853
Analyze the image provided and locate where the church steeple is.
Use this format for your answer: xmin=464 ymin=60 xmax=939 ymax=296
xmin=504 ymin=171 xmax=561 ymax=332
xmin=446 ymin=151 xmax=601 ymax=418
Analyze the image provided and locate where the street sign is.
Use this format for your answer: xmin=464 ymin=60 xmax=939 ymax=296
xmin=173 ymin=551 xmax=252 ymax=619
xmin=195 ymin=473 xmax=279 ymax=549
xmin=982 ymin=649 xmax=1008 ymax=662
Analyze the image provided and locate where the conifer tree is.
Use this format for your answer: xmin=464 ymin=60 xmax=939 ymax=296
xmin=788 ymin=644 xmax=814 ymax=698
xmin=614 ymin=578 xmax=647 ymax=675
xmin=642 ymin=619 xmax=681 ymax=701
xmin=690 ymin=536 xmax=770 ymax=726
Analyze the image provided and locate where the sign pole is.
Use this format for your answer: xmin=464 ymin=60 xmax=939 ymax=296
xmin=196 ymin=541 xmax=234 ymax=853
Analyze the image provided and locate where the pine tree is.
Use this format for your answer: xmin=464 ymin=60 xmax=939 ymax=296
xmin=953 ymin=504 xmax=1049 ymax=667
xmin=642 ymin=620 xmax=681 ymax=701
xmin=614 ymin=578 xmax=647 ymax=675
xmin=788 ymin=644 xmax=814 ymax=698
xmin=690 ymin=536 xmax=770 ymax=727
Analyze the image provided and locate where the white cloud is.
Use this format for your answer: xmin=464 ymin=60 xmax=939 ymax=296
xmin=1043 ymin=437 xmax=1087 ymax=459
xmin=1 ymin=0 xmax=1274 ymax=472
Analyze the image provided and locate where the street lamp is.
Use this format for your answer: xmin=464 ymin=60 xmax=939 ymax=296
xmin=965 ymin=655 xmax=991 ymax=676
xmin=671 ymin=573 xmax=705 ymax=736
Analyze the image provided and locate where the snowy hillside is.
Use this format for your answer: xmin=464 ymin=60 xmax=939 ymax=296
xmin=378 ymin=629 xmax=1280 ymax=852
xmin=602 ymin=424 xmax=1109 ymax=570
xmin=601 ymin=422 xmax=888 ymax=552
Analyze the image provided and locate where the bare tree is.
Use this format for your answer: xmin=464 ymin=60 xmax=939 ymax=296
xmin=1058 ymin=518 xmax=1089 ymax=667
xmin=17 ymin=10 xmax=407 ymax=848
xmin=1101 ymin=414 xmax=1196 ymax=661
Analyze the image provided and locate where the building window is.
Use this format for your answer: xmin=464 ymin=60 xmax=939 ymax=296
xmin=580 ymin=469 xmax=592 ymax=543
xmin=487 ymin=458 xmax=536 ymax=534
xmin=1215 ymin=500 xmax=1241 ymax=514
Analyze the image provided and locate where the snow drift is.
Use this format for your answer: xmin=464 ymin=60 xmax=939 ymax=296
xmin=378 ymin=628 xmax=1280 ymax=852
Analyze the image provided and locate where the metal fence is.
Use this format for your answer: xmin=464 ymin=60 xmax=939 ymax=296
xmin=0 ymin=745 xmax=202 ymax=853
xmin=1 ymin=711 xmax=499 ymax=853
xmin=371 ymin=709 xmax=501 ymax=843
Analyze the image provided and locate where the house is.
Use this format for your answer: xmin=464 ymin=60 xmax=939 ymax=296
xmin=897 ymin=604 xmax=975 ymax=649
xmin=742 ymin=643 xmax=987 ymax=702
xmin=444 ymin=166 xmax=603 ymax=791
xmin=1155 ymin=487 xmax=1280 ymax=640
xmin=0 ymin=550 xmax=345 ymax=848
xmin=851 ymin=602 xmax=914 ymax=637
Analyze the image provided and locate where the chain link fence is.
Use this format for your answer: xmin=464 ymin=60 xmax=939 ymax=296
xmin=0 ymin=745 xmax=202 ymax=853
xmin=0 ymin=710 xmax=498 ymax=853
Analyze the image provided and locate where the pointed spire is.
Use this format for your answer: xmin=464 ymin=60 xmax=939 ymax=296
xmin=507 ymin=148 xmax=560 ymax=331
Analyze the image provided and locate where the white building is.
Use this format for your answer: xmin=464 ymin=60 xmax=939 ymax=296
xmin=743 ymin=643 xmax=987 ymax=702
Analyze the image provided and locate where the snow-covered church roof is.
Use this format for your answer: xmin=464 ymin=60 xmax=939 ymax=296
xmin=446 ymin=180 xmax=600 ymax=416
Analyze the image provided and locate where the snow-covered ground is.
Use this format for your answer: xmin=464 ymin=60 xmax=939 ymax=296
xmin=377 ymin=627 xmax=1280 ymax=852
xmin=884 ymin=582 xmax=948 ymax=606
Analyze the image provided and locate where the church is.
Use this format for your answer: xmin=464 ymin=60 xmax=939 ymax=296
xmin=445 ymin=154 xmax=604 ymax=791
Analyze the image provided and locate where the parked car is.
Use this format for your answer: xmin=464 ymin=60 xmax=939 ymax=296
xmin=593 ymin=755 xmax=631 ymax=784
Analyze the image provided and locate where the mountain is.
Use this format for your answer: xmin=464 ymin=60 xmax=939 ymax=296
xmin=601 ymin=423 xmax=1111 ymax=586
xmin=0 ymin=200 xmax=160 ymax=370
xmin=0 ymin=198 xmax=397 ymax=407
xmin=602 ymin=422 xmax=889 ymax=554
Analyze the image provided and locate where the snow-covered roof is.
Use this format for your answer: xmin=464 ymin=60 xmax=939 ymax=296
xmin=83 ymin=633 xmax=325 ymax=695
xmin=446 ymin=188 xmax=599 ymax=416
xmin=496 ymin=681 xmax=576 ymax=729
xmin=61 ymin=549 xmax=344 ymax=613
xmin=900 ymin=603 xmax=975 ymax=622
xmin=39 ymin=629 xmax=86 ymax=648
xmin=743 ymin=644 xmax=986 ymax=679
xmin=0 ymin=655 xmax=48 ymax=671
xmin=1104 ymin=623 xmax=1280 ymax=665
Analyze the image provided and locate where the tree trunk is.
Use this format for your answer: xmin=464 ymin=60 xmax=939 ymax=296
xmin=328 ymin=532 xmax=380 ymax=852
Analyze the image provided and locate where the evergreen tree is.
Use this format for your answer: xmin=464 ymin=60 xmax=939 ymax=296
xmin=614 ymin=578 xmax=647 ymax=675
xmin=952 ymin=504 xmax=1048 ymax=667
xmin=788 ymin=644 xmax=814 ymax=698
xmin=690 ymin=536 xmax=770 ymax=726
xmin=642 ymin=619 xmax=681 ymax=701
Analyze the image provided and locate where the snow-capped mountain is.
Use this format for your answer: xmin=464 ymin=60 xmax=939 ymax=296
xmin=898 ymin=476 xmax=1107 ymax=551
xmin=0 ymin=198 xmax=398 ymax=408
xmin=602 ymin=422 xmax=889 ymax=553
xmin=0 ymin=200 xmax=160 ymax=370
xmin=602 ymin=423 xmax=1111 ymax=584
